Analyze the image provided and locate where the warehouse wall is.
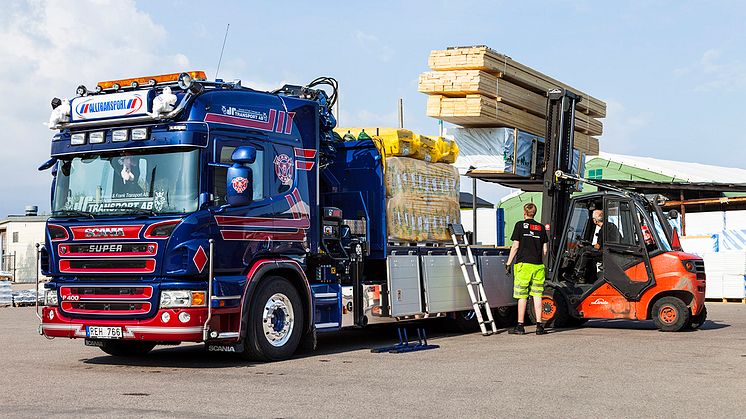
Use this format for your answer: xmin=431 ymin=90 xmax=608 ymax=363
xmin=460 ymin=208 xmax=498 ymax=245
xmin=0 ymin=221 xmax=47 ymax=283
xmin=496 ymin=156 xmax=731 ymax=244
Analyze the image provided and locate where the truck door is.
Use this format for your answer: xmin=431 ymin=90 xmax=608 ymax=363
xmin=601 ymin=198 xmax=654 ymax=300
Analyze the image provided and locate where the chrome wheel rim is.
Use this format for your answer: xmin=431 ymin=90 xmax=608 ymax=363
xmin=262 ymin=293 xmax=294 ymax=347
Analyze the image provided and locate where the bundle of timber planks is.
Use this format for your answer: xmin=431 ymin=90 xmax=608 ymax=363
xmin=419 ymin=46 xmax=604 ymax=155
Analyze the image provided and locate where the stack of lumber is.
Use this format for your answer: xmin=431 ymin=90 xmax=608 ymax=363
xmin=419 ymin=46 xmax=604 ymax=156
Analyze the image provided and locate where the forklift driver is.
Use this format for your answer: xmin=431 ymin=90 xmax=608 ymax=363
xmin=574 ymin=209 xmax=620 ymax=282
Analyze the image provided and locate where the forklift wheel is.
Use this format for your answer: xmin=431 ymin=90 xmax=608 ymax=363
xmin=688 ymin=305 xmax=707 ymax=330
xmin=528 ymin=288 xmax=571 ymax=328
xmin=652 ymin=297 xmax=690 ymax=332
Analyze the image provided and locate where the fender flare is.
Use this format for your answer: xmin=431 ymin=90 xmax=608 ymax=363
xmin=238 ymin=258 xmax=313 ymax=339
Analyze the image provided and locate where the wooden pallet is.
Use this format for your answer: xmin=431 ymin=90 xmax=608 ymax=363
xmin=705 ymin=297 xmax=746 ymax=304
xmin=721 ymin=298 xmax=746 ymax=304
xmin=428 ymin=46 xmax=607 ymax=118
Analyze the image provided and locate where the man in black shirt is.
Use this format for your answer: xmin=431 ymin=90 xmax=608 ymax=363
xmin=506 ymin=203 xmax=549 ymax=335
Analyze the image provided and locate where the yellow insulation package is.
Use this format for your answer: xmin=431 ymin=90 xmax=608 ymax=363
xmin=384 ymin=157 xmax=460 ymax=242
xmin=335 ymin=127 xmax=459 ymax=163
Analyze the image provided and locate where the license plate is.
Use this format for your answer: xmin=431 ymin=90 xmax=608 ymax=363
xmin=86 ymin=326 xmax=123 ymax=339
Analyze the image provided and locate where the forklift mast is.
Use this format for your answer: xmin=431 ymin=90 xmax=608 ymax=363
xmin=539 ymin=88 xmax=582 ymax=268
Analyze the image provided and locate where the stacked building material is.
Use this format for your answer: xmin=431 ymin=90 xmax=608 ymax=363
xmin=419 ymin=46 xmax=605 ymax=156
xmin=703 ymin=251 xmax=746 ymax=300
xmin=0 ymin=281 xmax=12 ymax=307
xmin=334 ymin=127 xmax=462 ymax=242
xmin=385 ymin=157 xmax=460 ymax=242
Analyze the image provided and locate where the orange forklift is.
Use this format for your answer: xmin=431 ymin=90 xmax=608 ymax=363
xmin=499 ymin=89 xmax=707 ymax=331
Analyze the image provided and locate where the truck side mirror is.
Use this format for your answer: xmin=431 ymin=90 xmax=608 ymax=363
xmin=226 ymin=146 xmax=256 ymax=206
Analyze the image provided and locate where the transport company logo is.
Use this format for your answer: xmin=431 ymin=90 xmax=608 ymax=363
xmin=84 ymin=227 xmax=125 ymax=238
xmin=274 ymin=154 xmax=293 ymax=186
xmin=75 ymin=97 xmax=143 ymax=117
xmin=221 ymin=106 xmax=268 ymax=122
xmin=231 ymin=176 xmax=248 ymax=194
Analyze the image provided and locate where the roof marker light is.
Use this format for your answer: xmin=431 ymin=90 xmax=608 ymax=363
xmin=95 ymin=85 xmax=103 ymax=93
xmin=131 ymin=81 xmax=139 ymax=88
xmin=112 ymin=83 xmax=120 ymax=91
xmin=96 ymin=71 xmax=206 ymax=90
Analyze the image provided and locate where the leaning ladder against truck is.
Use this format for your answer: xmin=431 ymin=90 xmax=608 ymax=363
xmin=37 ymin=71 xmax=516 ymax=361
xmin=476 ymin=88 xmax=707 ymax=331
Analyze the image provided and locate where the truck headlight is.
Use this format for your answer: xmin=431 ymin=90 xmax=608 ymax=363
xmin=44 ymin=289 xmax=58 ymax=306
xmin=160 ymin=290 xmax=207 ymax=308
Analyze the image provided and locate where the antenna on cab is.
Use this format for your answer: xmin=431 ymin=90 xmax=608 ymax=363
xmin=215 ymin=24 xmax=231 ymax=80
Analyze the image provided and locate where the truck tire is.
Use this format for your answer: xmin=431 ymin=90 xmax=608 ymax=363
xmin=240 ymin=276 xmax=304 ymax=362
xmin=99 ymin=341 xmax=156 ymax=357
xmin=688 ymin=305 xmax=707 ymax=330
xmin=451 ymin=310 xmax=479 ymax=333
xmin=493 ymin=305 xmax=517 ymax=328
xmin=652 ymin=296 xmax=690 ymax=332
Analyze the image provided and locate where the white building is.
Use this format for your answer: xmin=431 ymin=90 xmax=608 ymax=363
xmin=0 ymin=208 xmax=49 ymax=283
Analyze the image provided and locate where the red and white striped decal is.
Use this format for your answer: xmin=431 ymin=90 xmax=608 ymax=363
xmin=276 ymin=111 xmax=286 ymax=133
xmin=293 ymin=147 xmax=316 ymax=171
xmin=294 ymin=148 xmax=317 ymax=158
xmin=220 ymin=230 xmax=306 ymax=241
xmin=216 ymin=188 xmax=310 ymax=241
xmin=205 ymin=109 xmax=296 ymax=135
xmin=205 ymin=109 xmax=277 ymax=132
xmin=284 ymin=112 xmax=295 ymax=134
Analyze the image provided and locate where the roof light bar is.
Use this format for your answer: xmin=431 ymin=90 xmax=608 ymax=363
xmin=96 ymin=71 xmax=207 ymax=91
xmin=89 ymin=131 xmax=105 ymax=144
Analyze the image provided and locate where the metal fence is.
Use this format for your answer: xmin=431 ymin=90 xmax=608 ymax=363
xmin=1 ymin=253 xmax=16 ymax=281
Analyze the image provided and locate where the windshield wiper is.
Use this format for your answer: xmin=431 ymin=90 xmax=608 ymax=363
xmin=52 ymin=210 xmax=95 ymax=219
xmin=109 ymin=208 xmax=157 ymax=217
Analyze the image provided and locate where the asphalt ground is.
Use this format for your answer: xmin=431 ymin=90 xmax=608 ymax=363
xmin=0 ymin=303 xmax=745 ymax=418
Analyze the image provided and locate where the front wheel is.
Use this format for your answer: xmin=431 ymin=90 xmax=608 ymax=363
xmin=240 ymin=276 xmax=304 ymax=362
xmin=652 ymin=297 xmax=690 ymax=332
xmin=99 ymin=341 xmax=156 ymax=357
xmin=689 ymin=305 xmax=707 ymax=330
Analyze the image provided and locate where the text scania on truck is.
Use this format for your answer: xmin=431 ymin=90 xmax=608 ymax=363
xmin=38 ymin=72 xmax=516 ymax=360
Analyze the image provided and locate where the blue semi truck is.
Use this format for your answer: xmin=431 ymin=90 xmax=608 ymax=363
xmin=38 ymin=71 xmax=514 ymax=360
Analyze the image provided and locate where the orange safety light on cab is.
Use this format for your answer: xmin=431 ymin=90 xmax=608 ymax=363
xmin=97 ymin=71 xmax=207 ymax=90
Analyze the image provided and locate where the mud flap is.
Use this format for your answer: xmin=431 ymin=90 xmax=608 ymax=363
xmin=298 ymin=325 xmax=317 ymax=352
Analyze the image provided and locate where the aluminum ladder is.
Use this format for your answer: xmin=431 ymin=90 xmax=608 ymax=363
xmin=448 ymin=224 xmax=497 ymax=336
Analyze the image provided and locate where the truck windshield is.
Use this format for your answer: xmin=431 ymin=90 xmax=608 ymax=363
xmin=53 ymin=149 xmax=199 ymax=216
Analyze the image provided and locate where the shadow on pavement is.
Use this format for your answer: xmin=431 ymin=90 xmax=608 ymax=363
xmin=81 ymin=320 xmax=466 ymax=367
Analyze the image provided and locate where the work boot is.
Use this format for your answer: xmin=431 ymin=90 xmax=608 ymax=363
xmin=508 ymin=324 xmax=526 ymax=335
xmin=536 ymin=323 xmax=547 ymax=335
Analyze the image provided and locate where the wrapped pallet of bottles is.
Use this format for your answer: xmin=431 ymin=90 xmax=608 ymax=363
xmin=335 ymin=127 xmax=460 ymax=242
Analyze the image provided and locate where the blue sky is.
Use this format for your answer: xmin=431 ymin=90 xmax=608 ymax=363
xmin=1 ymin=0 xmax=744 ymax=216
